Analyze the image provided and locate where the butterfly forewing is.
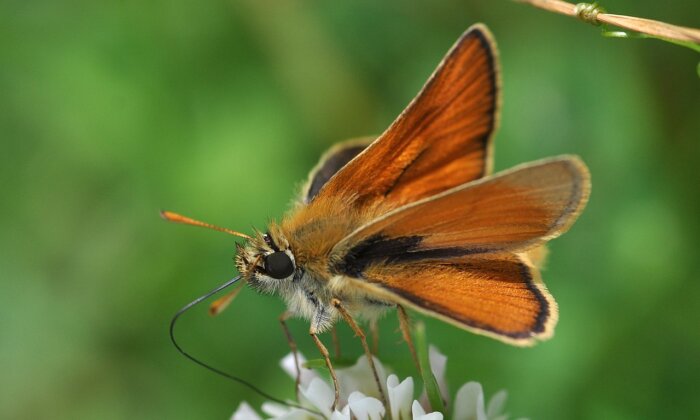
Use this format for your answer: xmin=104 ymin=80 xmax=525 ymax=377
xmin=310 ymin=24 xmax=499 ymax=211
xmin=286 ymin=25 xmax=501 ymax=276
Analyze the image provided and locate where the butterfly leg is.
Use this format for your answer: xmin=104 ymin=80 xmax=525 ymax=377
xmin=279 ymin=311 xmax=301 ymax=399
xmin=309 ymin=327 xmax=340 ymax=410
xmin=331 ymin=298 xmax=387 ymax=407
xmin=369 ymin=319 xmax=379 ymax=355
xmin=397 ymin=305 xmax=421 ymax=373
xmin=331 ymin=325 xmax=342 ymax=359
xmin=208 ymin=279 xmax=246 ymax=316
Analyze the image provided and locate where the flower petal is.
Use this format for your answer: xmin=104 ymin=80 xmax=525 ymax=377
xmin=486 ymin=390 xmax=508 ymax=418
xmin=452 ymin=382 xmax=487 ymax=420
xmin=330 ymin=405 xmax=351 ymax=420
xmin=418 ymin=413 xmax=445 ymax=420
xmin=419 ymin=346 xmax=449 ymax=408
xmin=429 ymin=345 xmax=449 ymax=402
xmin=271 ymin=409 xmax=320 ymax=420
xmin=261 ymin=402 xmax=291 ymax=418
xmin=262 ymin=401 xmax=324 ymax=420
xmin=230 ymin=402 xmax=262 ymax=420
xmin=337 ymin=355 xmax=388 ymax=401
xmin=387 ymin=374 xmax=414 ymax=420
xmin=280 ymin=352 xmax=319 ymax=389
xmin=412 ymin=400 xmax=444 ymax=420
xmin=412 ymin=400 xmax=426 ymax=417
xmin=347 ymin=391 xmax=385 ymax=420
xmin=300 ymin=377 xmax=335 ymax=418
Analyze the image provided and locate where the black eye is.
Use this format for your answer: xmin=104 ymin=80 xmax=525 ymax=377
xmin=264 ymin=251 xmax=295 ymax=279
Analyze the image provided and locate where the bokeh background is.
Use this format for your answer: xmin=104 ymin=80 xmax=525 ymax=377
xmin=2 ymin=1 xmax=699 ymax=419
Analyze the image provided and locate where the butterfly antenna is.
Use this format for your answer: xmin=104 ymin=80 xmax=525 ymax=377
xmin=169 ymin=275 xmax=319 ymax=415
xmin=161 ymin=210 xmax=252 ymax=240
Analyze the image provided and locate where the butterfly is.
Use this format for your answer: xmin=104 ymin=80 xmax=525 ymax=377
xmin=163 ymin=24 xmax=590 ymax=408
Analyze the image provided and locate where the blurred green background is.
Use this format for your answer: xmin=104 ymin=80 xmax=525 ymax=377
xmin=2 ymin=1 xmax=699 ymax=419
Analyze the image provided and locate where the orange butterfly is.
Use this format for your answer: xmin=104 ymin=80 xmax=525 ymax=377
xmin=163 ymin=24 xmax=590 ymax=408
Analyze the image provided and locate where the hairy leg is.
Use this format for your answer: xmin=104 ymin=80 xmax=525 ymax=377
xmin=310 ymin=327 xmax=340 ymax=410
xmin=369 ymin=319 xmax=379 ymax=355
xmin=279 ymin=311 xmax=301 ymax=398
xmin=331 ymin=325 xmax=341 ymax=360
xmin=397 ymin=305 xmax=421 ymax=373
xmin=332 ymin=298 xmax=387 ymax=407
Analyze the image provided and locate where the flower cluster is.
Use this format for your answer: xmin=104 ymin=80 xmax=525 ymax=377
xmin=231 ymin=346 xmax=524 ymax=420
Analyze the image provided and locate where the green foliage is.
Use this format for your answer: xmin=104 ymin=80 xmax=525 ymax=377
xmin=304 ymin=358 xmax=355 ymax=370
xmin=303 ymin=359 xmax=329 ymax=370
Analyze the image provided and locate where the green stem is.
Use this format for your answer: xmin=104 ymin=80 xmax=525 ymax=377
xmin=414 ymin=321 xmax=445 ymax=414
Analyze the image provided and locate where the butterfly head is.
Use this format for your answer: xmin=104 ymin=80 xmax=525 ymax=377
xmin=160 ymin=211 xmax=297 ymax=293
xmin=235 ymin=229 xmax=296 ymax=293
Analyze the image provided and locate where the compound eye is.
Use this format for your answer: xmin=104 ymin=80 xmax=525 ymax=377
xmin=264 ymin=251 xmax=295 ymax=279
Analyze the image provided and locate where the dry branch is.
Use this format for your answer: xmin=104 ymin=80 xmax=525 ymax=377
xmin=515 ymin=0 xmax=700 ymax=45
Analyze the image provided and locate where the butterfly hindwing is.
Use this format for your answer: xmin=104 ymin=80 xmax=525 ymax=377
xmin=310 ymin=24 xmax=499 ymax=211
xmin=333 ymin=156 xmax=590 ymax=267
xmin=355 ymin=254 xmax=556 ymax=344
xmin=301 ymin=137 xmax=374 ymax=204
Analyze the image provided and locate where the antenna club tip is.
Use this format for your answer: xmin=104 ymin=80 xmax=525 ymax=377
xmin=160 ymin=210 xmax=182 ymax=222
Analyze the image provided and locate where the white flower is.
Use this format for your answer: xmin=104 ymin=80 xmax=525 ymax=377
xmin=346 ymin=391 xmax=385 ymax=420
xmin=412 ymin=400 xmax=443 ymax=420
xmin=419 ymin=345 xmax=449 ymax=408
xmin=387 ymin=374 xmax=413 ymax=420
xmin=231 ymin=402 xmax=261 ymax=420
xmin=452 ymin=382 xmax=525 ymax=420
xmin=231 ymin=348 xmax=523 ymax=420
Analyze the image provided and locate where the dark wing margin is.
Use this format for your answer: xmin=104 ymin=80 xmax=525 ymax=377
xmin=301 ymin=137 xmax=374 ymax=204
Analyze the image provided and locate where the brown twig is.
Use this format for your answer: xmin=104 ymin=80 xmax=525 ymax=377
xmin=515 ymin=0 xmax=700 ymax=44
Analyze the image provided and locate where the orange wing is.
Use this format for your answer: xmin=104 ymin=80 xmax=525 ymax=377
xmin=331 ymin=157 xmax=589 ymax=344
xmin=300 ymin=137 xmax=374 ymax=204
xmin=358 ymin=254 xmax=555 ymax=344
xmin=310 ymin=24 xmax=499 ymax=211
xmin=333 ymin=157 xmax=590 ymax=275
